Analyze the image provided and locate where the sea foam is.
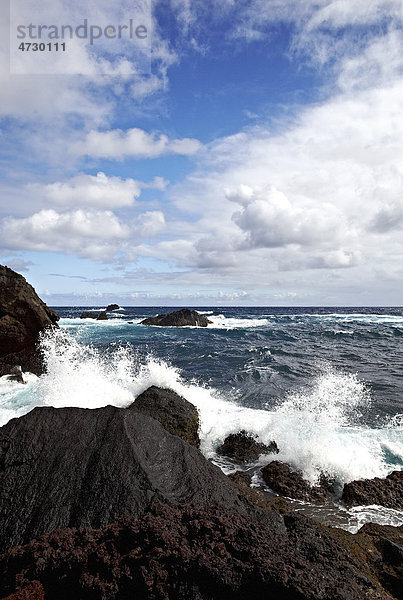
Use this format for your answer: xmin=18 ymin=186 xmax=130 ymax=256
xmin=1 ymin=328 xmax=401 ymax=489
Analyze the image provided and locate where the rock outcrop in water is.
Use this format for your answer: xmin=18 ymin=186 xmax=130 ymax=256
xmin=106 ymin=304 xmax=120 ymax=311
xmin=261 ymin=461 xmax=334 ymax=503
xmin=0 ymin=404 xmax=245 ymax=553
xmin=130 ymin=386 xmax=200 ymax=447
xmin=0 ymin=501 xmax=398 ymax=600
xmin=79 ymin=311 xmax=108 ymax=320
xmin=140 ymin=308 xmax=212 ymax=327
xmin=217 ymin=430 xmax=278 ymax=463
xmin=0 ymin=265 xmax=59 ymax=376
xmin=342 ymin=470 xmax=403 ymax=510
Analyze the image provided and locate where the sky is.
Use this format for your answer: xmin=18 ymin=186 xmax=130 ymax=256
xmin=0 ymin=0 xmax=402 ymax=306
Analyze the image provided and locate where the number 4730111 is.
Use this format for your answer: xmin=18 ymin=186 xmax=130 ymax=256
xmin=18 ymin=42 xmax=66 ymax=51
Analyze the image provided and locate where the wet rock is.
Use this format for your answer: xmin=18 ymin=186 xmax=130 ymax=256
xmin=6 ymin=366 xmax=25 ymax=384
xmin=0 ymin=405 xmax=245 ymax=553
xmin=129 ymin=386 xmax=200 ymax=447
xmin=217 ymin=430 xmax=278 ymax=463
xmin=0 ymin=501 xmax=391 ymax=600
xmin=140 ymin=308 xmax=212 ymax=327
xmin=228 ymin=471 xmax=293 ymax=515
xmin=261 ymin=461 xmax=333 ymax=503
xmin=0 ymin=266 xmax=59 ymax=376
xmin=353 ymin=522 xmax=403 ymax=600
xmin=106 ymin=304 xmax=120 ymax=311
xmin=79 ymin=311 xmax=108 ymax=320
xmin=342 ymin=470 xmax=403 ymax=510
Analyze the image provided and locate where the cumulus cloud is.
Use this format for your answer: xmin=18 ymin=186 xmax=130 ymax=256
xmin=165 ymin=29 xmax=403 ymax=283
xmin=1 ymin=209 xmax=129 ymax=260
xmin=132 ymin=211 xmax=166 ymax=237
xmin=228 ymin=185 xmax=346 ymax=249
xmin=30 ymin=172 xmax=142 ymax=209
xmin=0 ymin=207 xmax=166 ymax=261
xmin=72 ymin=128 xmax=202 ymax=159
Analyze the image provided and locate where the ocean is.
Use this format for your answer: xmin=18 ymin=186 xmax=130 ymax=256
xmin=1 ymin=306 xmax=402 ymax=533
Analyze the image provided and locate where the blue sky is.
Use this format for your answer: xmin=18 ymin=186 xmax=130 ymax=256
xmin=0 ymin=0 xmax=402 ymax=305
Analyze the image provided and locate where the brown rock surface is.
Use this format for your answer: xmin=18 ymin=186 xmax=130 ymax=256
xmin=0 ymin=502 xmax=394 ymax=600
xmin=0 ymin=266 xmax=59 ymax=376
xmin=342 ymin=471 xmax=403 ymax=510
xmin=217 ymin=430 xmax=278 ymax=462
xmin=261 ymin=461 xmax=334 ymax=503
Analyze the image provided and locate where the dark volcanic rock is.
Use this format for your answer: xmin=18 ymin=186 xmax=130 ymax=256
xmin=261 ymin=461 xmax=333 ymax=503
xmin=130 ymin=386 xmax=200 ymax=447
xmin=1 ymin=581 xmax=44 ymax=600
xmin=79 ymin=311 xmax=108 ymax=320
xmin=217 ymin=430 xmax=278 ymax=463
xmin=0 ymin=405 xmax=246 ymax=553
xmin=5 ymin=367 xmax=25 ymax=384
xmin=354 ymin=522 xmax=403 ymax=599
xmin=0 ymin=266 xmax=59 ymax=376
xmin=106 ymin=304 xmax=120 ymax=311
xmin=342 ymin=470 xmax=403 ymax=509
xmin=0 ymin=501 xmax=391 ymax=600
xmin=228 ymin=471 xmax=293 ymax=515
xmin=140 ymin=308 xmax=212 ymax=327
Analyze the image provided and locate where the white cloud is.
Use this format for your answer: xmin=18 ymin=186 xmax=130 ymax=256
xmin=132 ymin=211 xmax=166 ymax=237
xmin=30 ymin=172 xmax=142 ymax=209
xmin=228 ymin=185 xmax=346 ymax=249
xmin=163 ymin=30 xmax=403 ymax=285
xmin=72 ymin=128 xmax=202 ymax=159
xmin=0 ymin=257 xmax=34 ymax=272
xmin=369 ymin=202 xmax=403 ymax=233
xmin=0 ymin=207 xmax=166 ymax=261
xmin=1 ymin=209 xmax=129 ymax=259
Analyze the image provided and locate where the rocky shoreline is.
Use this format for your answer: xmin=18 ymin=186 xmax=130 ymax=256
xmin=0 ymin=266 xmax=402 ymax=600
xmin=0 ymin=383 xmax=402 ymax=600
xmin=0 ymin=266 xmax=59 ymax=377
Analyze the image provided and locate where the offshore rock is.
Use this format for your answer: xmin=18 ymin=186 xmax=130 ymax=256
xmin=0 ymin=405 xmax=246 ymax=553
xmin=140 ymin=308 xmax=212 ymax=327
xmin=96 ymin=311 xmax=108 ymax=320
xmin=130 ymin=386 xmax=200 ymax=447
xmin=0 ymin=265 xmax=59 ymax=376
xmin=79 ymin=311 xmax=108 ymax=320
xmin=342 ymin=471 xmax=403 ymax=510
xmin=217 ymin=430 xmax=278 ymax=463
xmin=0 ymin=501 xmax=392 ymax=600
xmin=261 ymin=461 xmax=333 ymax=503
xmin=106 ymin=304 xmax=120 ymax=311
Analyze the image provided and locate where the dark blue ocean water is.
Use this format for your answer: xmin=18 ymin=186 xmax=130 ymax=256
xmin=55 ymin=306 xmax=403 ymax=424
xmin=2 ymin=306 xmax=402 ymax=531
